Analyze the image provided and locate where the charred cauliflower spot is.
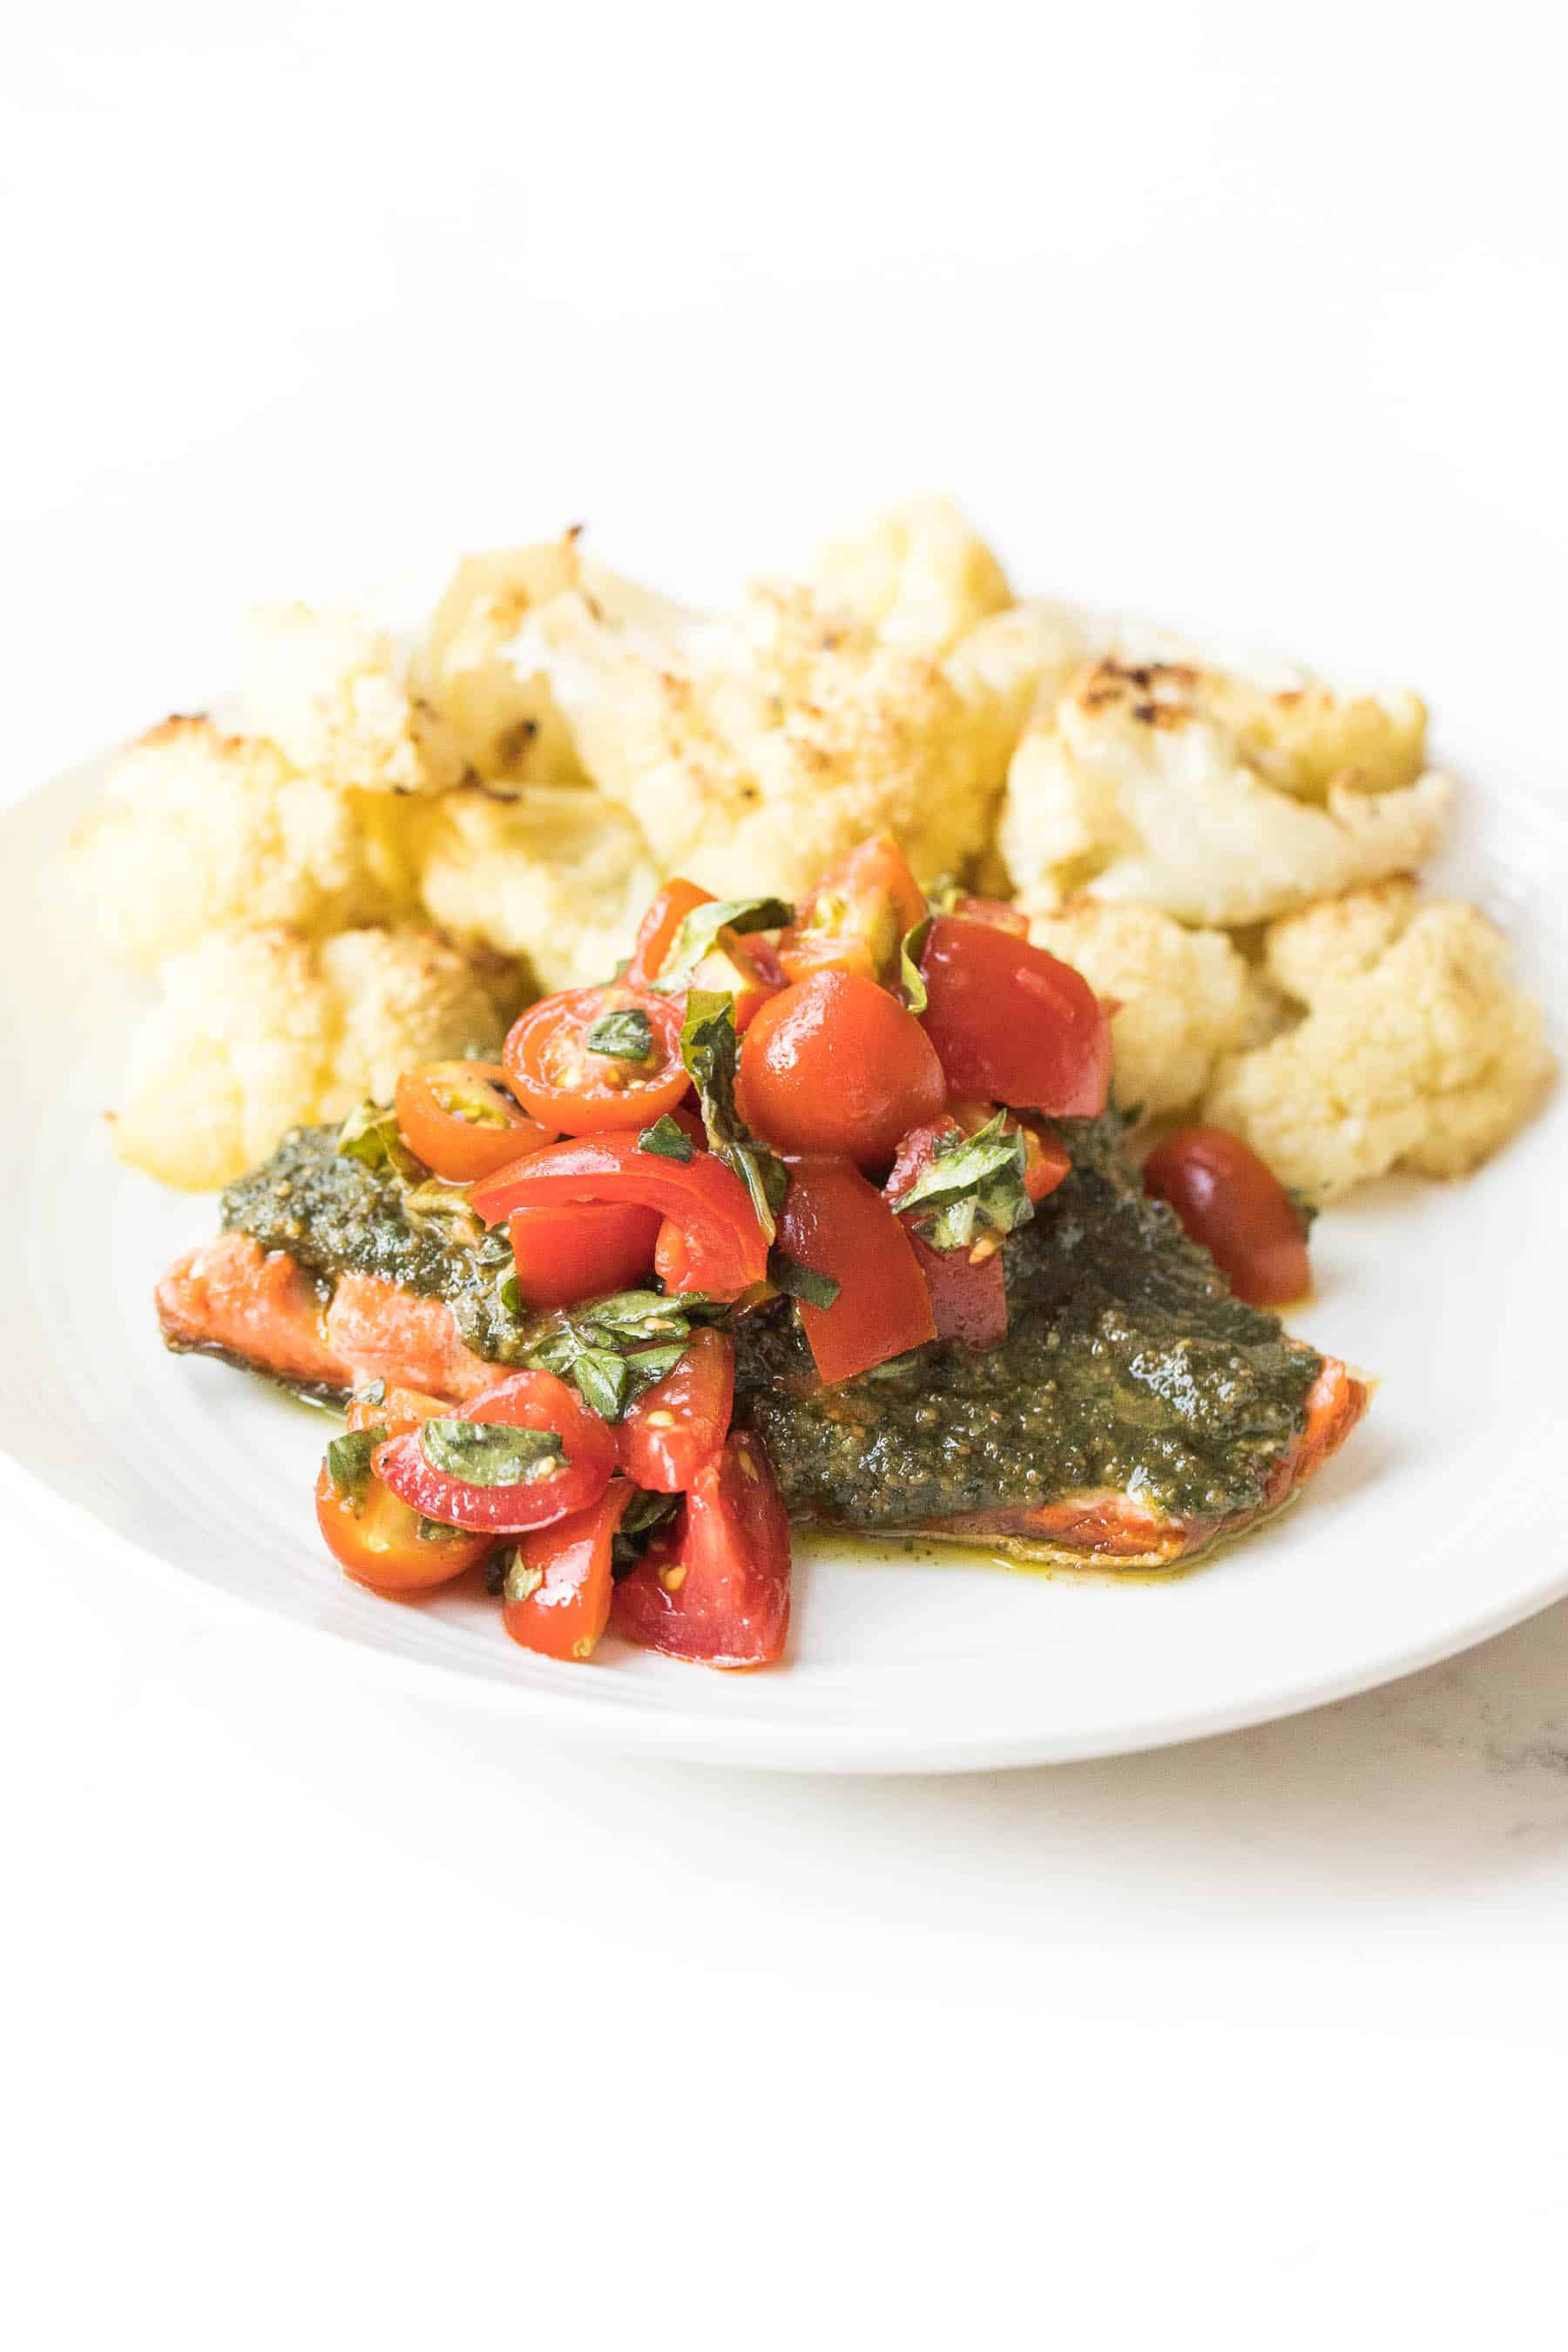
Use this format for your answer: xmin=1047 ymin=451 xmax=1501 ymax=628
xmin=240 ymin=603 xmax=469 ymax=795
xmin=1001 ymin=657 xmax=1452 ymax=927
xmin=1203 ymin=883 xmax=1554 ymax=1197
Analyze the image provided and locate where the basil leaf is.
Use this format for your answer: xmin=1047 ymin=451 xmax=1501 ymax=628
xmin=899 ymin=914 xmax=932 ymax=1015
xmin=498 ymin=1272 xmax=524 ymax=1318
xmin=896 ymin=1112 xmax=1034 ymax=1254
xmin=416 ymin=1513 xmax=469 ymax=1542
xmin=622 ymin=1340 xmax=690 ymax=1398
xmin=324 ymin=1426 xmax=385 ymax=1511
xmin=655 ymin=896 xmax=793 ymax=989
xmin=337 ymin=1101 xmax=424 ymax=1181
xmin=611 ymin=1487 xmax=682 ymax=1578
xmin=354 ymin=1378 xmax=387 ymax=1407
xmin=418 ymin=1419 xmax=567 ymax=1486
xmin=500 ymin=1552 xmax=544 ymax=1605
xmin=679 ymin=991 xmax=788 ymax=1243
xmin=402 ymin=1179 xmax=482 ymax=1237
xmin=585 ymin=1006 xmax=655 ymax=1062
xmin=571 ymin=1348 xmax=634 ymax=1423
xmin=638 ymin=1113 xmax=694 ymax=1164
xmin=769 ymin=1251 xmax=841 ymax=1311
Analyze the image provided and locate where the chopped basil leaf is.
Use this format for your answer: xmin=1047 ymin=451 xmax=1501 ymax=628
xmin=769 ymin=1251 xmax=842 ymax=1311
xmin=611 ymin=1487 xmax=682 ymax=1579
xmin=416 ymin=1513 xmax=468 ymax=1542
xmin=655 ymin=896 xmax=793 ymax=989
xmin=337 ymin=1101 xmax=425 ymax=1181
xmin=585 ymin=1006 xmax=656 ymax=1062
xmin=899 ymin=914 xmax=932 ymax=1015
xmin=354 ymin=1378 xmax=388 ymax=1407
xmin=324 ymin=1426 xmax=385 ymax=1511
xmin=500 ymin=1552 xmax=544 ymax=1605
xmin=517 ymin=1290 xmax=722 ymax=1420
xmin=572 ymin=1347 xmax=634 ymax=1423
xmin=638 ymin=1114 xmax=694 ymax=1163
xmin=679 ymin=991 xmax=788 ymax=1242
xmin=498 ymin=1271 xmax=524 ymax=1318
xmin=896 ymin=1112 xmax=1035 ymax=1254
xmin=418 ymin=1419 xmax=567 ymax=1486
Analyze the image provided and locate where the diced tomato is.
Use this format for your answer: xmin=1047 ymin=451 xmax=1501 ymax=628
xmin=1142 ymin=1125 xmax=1312 ymax=1308
xmin=507 ymin=1201 xmax=662 ymax=1310
xmin=373 ymin=1368 xmax=617 ymax=1533
xmin=618 ymin=1328 xmax=735 ymax=1492
xmin=393 ymin=1060 xmax=552 ymax=1184
xmin=954 ymin=896 xmax=1029 ymax=937
xmin=472 ymin=1133 xmax=769 ymax=1301
xmin=625 ymin=880 xmax=715 ymax=990
xmin=623 ymin=878 xmax=780 ymax=1028
xmin=907 ymin=1231 xmax=1008 ymax=1350
xmin=918 ymin=916 xmax=1112 ymax=1117
xmin=777 ymin=835 xmax=927 ymax=988
xmin=611 ymin=1429 xmax=791 ymax=1667
xmin=345 ymin=1385 xmax=449 ymax=1436
xmin=504 ymin=985 xmax=691 ymax=1136
xmin=776 ymin=1155 xmax=936 ymax=1382
xmin=500 ymin=1479 xmax=633 ymax=1662
xmin=1017 ymin=1119 xmax=1072 ymax=1204
xmin=316 ymin=1382 xmax=492 ymax=1592
xmin=736 ymin=971 xmax=947 ymax=1168
xmin=653 ymin=1220 xmax=697 ymax=1294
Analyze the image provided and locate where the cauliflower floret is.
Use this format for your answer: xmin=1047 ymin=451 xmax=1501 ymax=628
xmin=1203 ymin=889 xmax=1554 ymax=1198
xmin=114 ymin=924 xmax=523 ymax=1192
xmin=943 ymin=599 xmax=1093 ymax=781
xmin=1000 ymin=657 xmax=1452 ymax=927
xmin=414 ymin=538 xmax=700 ymax=789
xmin=1024 ymin=899 xmax=1262 ymax=1120
xmin=240 ymin=603 xmax=468 ymax=794
xmin=71 ymin=715 xmax=411 ymax=968
xmin=533 ymin=579 xmax=1009 ymax=900
xmin=410 ymin=785 xmax=662 ymax=994
xmin=809 ymin=496 xmax=1013 ymax=654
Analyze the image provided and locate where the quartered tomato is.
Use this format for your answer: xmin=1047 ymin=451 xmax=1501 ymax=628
xmin=918 ymin=916 xmax=1112 ymax=1118
xmin=372 ymin=1368 xmax=616 ymax=1533
xmin=624 ymin=877 xmax=781 ymax=1029
xmin=506 ymin=1201 xmax=663 ymax=1311
xmin=503 ymin=985 xmax=690 ymax=1135
xmin=472 ymin=1133 xmax=769 ymax=1301
xmin=618 ymin=1328 xmax=735 ymax=1492
xmin=777 ymin=835 xmax=927 ymax=987
xmin=625 ymin=880 xmax=714 ymax=990
xmin=315 ymin=1384 xmax=492 ymax=1593
xmin=776 ymin=1154 xmax=936 ymax=1382
xmin=736 ymin=971 xmax=947 ymax=1167
xmin=499 ymin=1479 xmax=633 ymax=1662
xmin=883 ymin=1117 xmax=1010 ymax=1350
xmin=393 ymin=1060 xmax=551 ymax=1184
xmin=611 ymin=1429 xmax=791 ymax=1667
xmin=1142 ymin=1125 xmax=1311 ymax=1308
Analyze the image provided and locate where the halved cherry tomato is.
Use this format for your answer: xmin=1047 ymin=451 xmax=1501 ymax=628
xmin=315 ymin=1383 xmax=492 ymax=1592
xmin=611 ymin=1429 xmax=791 ymax=1667
xmin=954 ymin=896 xmax=1029 ymax=937
xmin=618 ymin=1328 xmax=735 ymax=1492
xmin=507 ymin=1202 xmax=663 ymax=1311
xmin=625 ymin=880 xmax=714 ymax=989
xmin=472 ymin=1134 xmax=769 ymax=1300
xmin=500 ymin=1479 xmax=633 ymax=1662
xmin=373 ymin=1368 xmax=616 ymax=1532
xmin=776 ymin=1155 xmax=936 ymax=1382
xmin=504 ymin=985 xmax=691 ymax=1136
xmin=919 ymin=916 xmax=1112 ymax=1117
xmin=1142 ymin=1125 xmax=1311 ymax=1308
xmin=777 ymin=835 xmax=927 ymax=987
xmin=891 ymin=1105 xmax=1073 ymax=1211
xmin=625 ymin=878 xmax=781 ymax=1029
xmin=884 ymin=1115 xmax=1010 ymax=1350
xmin=736 ymin=972 xmax=947 ymax=1168
xmin=393 ymin=1060 xmax=552 ymax=1184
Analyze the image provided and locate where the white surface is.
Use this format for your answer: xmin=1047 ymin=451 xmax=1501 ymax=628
xmin=6 ymin=3 xmax=1568 ymax=2340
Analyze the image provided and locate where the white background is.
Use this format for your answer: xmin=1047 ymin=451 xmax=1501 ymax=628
xmin=5 ymin=5 xmax=1568 ymax=2343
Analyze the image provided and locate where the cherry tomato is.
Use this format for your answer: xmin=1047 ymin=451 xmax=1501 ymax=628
xmin=625 ymin=877 xmax=780 ymax=1028
xmin=918 ymin=916 xmax=1112 ymax=1117
xmin=507 ymin=1202 xmax=663 ymax=1311
xmin=776 ymin=1155 xmax=936 ymax=1382
xmin=736 ymin=972 xmax=947 ymax=1167
xmin=777 ymin=836 xmax=927 ymax=987
xmin=315 ymin=1384 xmax=492 ymax=1592
xmin=625 ymin=880 xmax=715 ymax=989
xmin=618 ymin=1328 xmax=735 ymax=1492
xmin=954 ymin=896 xmax=1029 ymax=937
xmin=373 ymin=1368 xmax=617 ymax=1533
xmin=906 ymin=1231 xmax=1008 ymax=1350
xmin=1142 ymin=1125 xmax=1312 ymax=1308
xmin=393 ymin=1060 xmax=551 ymax=1184
xmin=611 ymin=1429 xmax=791 ymax=1667
xmin=472 ymin=1133 xmax=769 ymax=1301
xmin=500 ymin=1479 xmax=633 ymax=1662
xmin=1018 ymin=1119 xmax=1073 ymax=1204
xmin=504 ymin=985 xmax=690 ymax=1135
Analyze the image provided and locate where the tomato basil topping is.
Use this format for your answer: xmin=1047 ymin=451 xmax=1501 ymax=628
xmin=504 ymin=985 xmax=690 ymax=1133
xmin=393 ymin=1061 xmax=551 ymax=1184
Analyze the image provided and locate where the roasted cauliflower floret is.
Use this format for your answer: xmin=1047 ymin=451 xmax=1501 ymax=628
xmin=410 ymin=784 xmax=662 ymax=995
xmin=809 ymin=496 xmax=1013 ymax=654
xmin=1203 ymin=888 xmax=1554 ymax=1198
xmin=1025 ymin=899 xmax=1261 ymax=1120
xmin=240 ymin=603 xmax=468 ymax=794
xmin=1000 ymin=658 xmax=1451 ymax=927
xmin=113 ymin=924 xmax=523 ymax=1192
xmin=534 ymin=580 xmax=1010 ymax=900
xmin=71 ymin=715 xmax=411 ymax=968
xmin=414 ymin=538 xmax=700 ymax=789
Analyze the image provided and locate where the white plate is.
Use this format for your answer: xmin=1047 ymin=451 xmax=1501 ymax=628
xmin=3 ymin=740 xmax=1564 ymax=1773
